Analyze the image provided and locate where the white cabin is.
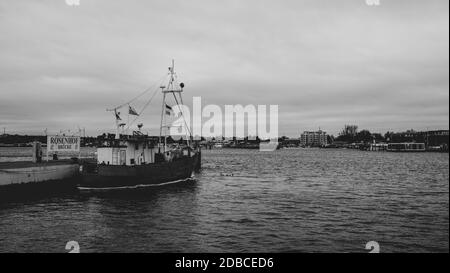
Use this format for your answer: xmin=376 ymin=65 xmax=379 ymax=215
xmin=97 ymin=140 xmax=161 ymax=166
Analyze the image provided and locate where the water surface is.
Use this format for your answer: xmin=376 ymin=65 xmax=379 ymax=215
xmin=0 ymin=148 xmax=448 ymax=252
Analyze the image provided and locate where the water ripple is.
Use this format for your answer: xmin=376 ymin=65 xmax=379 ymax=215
xmin=0 ymin=148 xmax=448 ymax=252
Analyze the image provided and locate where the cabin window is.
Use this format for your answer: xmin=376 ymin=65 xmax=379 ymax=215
xmin=130 ymin=158 xmax=135 ymax=165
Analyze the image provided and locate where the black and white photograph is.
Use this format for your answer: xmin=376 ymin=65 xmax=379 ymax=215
xmin=0 ymin=0 xmax=448 ymax=262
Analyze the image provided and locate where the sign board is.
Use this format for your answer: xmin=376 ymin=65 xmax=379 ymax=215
xmin=47 ymin=136 xmax=80 ymax=152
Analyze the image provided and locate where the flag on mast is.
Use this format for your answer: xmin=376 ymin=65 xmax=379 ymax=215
xmin=165 ymin=104 xmax=173 ymax=115
xmin=129 ymin=105 xmax=139 ymax=116
xmin=115 ymin=110 xmax=122 ymax=120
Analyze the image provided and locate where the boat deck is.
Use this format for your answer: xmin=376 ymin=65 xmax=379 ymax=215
xmin=0 ymin=160 xmax=78 ymax=170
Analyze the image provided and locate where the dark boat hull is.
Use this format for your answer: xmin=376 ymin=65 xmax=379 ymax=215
xmin=0 ymin=177 xmax=79 ymax=202
xmin=0 ymin=160 xmax=80 ymax=201
xmin=79 ymin=155 xmax=197 ymax=189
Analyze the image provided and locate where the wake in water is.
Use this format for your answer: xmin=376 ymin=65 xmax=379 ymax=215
xmin=77 ymin=176 xmax=196 ymax=192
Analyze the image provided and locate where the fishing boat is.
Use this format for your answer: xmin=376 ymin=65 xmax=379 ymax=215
xmin=78 ymin=61 xmax=201 ymax=190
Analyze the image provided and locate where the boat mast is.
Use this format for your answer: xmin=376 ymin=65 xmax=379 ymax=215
xmin=158 ymin=60 xmax=191 ymax=151
xmin=158 ymin=60 xmax=176 ymax=153
xmin=159 ymin=86 xmax=166 ymax=153
xmin=105 ymin=106 xmax=122 ymax=140
xmin=114 ymin=109 xmax=120 ymax=139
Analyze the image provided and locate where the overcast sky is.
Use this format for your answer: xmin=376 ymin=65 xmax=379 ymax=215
xmin=0 ymin=0 xmax=448 ymax=137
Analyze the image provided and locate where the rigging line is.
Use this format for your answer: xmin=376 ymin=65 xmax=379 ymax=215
xmin=171 ymin=92 xmax=192 ymax=138
xmin=108 ymin=73 xmax=168 ymax=111
xmin=166 ymin=71 xmax=191 ymax=138
xmin=126 ymin=88 xmax=159 ymax=131
xmin=125 ymin=77 xmax=166 ymax=131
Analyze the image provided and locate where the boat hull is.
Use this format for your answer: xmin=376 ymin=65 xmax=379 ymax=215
xmin=79 ymin=155 xmax=197 ymax=189
xmin=0 ymin=161 xmax=80 ymax=200
xmin=0 ymin=161 xmax=80 ymax=186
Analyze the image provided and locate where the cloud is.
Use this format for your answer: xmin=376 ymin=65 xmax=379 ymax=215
xmin=0 ymin=0 xmax=448 ymax=136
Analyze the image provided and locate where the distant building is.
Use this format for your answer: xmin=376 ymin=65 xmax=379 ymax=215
xmin=388 ymin=130 xmax=449 ymax=148
xmin=300 ymin=130 xmax=328 ymax=147
xmin=426 ymin=130 xmax=449 ymax=147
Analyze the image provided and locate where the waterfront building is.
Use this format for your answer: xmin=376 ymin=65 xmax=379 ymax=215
xmin=369 ymin=143 xmax=388 ymax=151
xmin=300 ymin=130 xmax=328 ymax=147
xmin=387 ymin=143 xmax=426 ymax=152
xmin=387 ymin=130 xmax=449 ymax=151
xmin=425 ymin=130 xmax=449 ymax=148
